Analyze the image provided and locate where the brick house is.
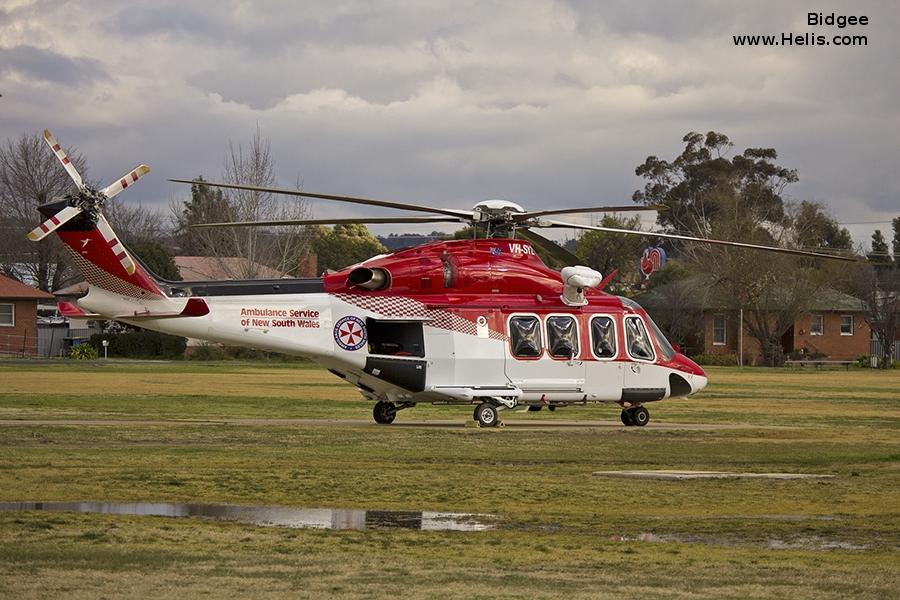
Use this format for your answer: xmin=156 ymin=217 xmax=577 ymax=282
xmin=0 ymin=274 xmax=55 ymax=357
xmin=638 ymin=280 xmax=870 ymax=364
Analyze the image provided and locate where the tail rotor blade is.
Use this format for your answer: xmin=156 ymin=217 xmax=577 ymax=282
xmin=96 ymin=214 xmax=136 ymax=275
xmin=26 ymin=205 xmax=83 ymax=241
xmin=101 ymin=165 xmax=151 ymax=200
xmin=43 ymin=129 xmax=85 ymax=190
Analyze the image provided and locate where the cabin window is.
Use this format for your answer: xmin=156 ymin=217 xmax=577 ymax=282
xmin=840 ymin=314 xmax=853 ymax=336
xmin=547 ymin=316 xmax=578 ymax=359
xmin=646 ymin=314 xmax=676 ymax=361
xmin=366 ymin=319 xmax=425 ymax=357
xmin=509 ymin=315 xmax=542 ymax=358
xmin=810 ymin=314 xmax=824 ymax=335
xmin=712 ymin=314 xmax=726 ymax=346
xmin=0 ymin=304 xmax=13 ymax=327
xmin=625 ymin=316 xmax=655 ymax=361
xmin=590 ymin=316 xmax=617 ymax=359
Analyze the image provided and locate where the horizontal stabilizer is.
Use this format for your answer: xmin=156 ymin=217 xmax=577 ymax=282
xmin=114 ymin=297 xmax=209 ymax=320
xmin=58 ymin=301 xmax=99 ymax=318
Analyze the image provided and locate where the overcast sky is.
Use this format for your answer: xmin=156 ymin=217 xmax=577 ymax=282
xmin=1 ymin=0 xmax=897 ymax=246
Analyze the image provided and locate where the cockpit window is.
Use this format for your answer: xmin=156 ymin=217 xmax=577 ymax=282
xmin=590 ymin=316 xmax=617 ymax=358
xmin=625 ymin=316 xmax=655 ymax=361
xmin=646 ymin=314 xmax=676 ymax=361
xmin=509 ymin=315 xmax=542 ymax=358
xmin=547 ymin=316 xmax=578 ymax=359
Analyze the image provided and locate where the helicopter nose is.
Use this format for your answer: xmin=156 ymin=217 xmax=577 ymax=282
xmin=692 ymin=374 xmax=708 ymax=394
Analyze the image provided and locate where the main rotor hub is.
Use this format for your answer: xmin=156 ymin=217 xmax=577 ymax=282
xmin=471 ymin=199 xmax=526 ymax=223
xmin=71 ymin=186 xmax=105 ymax=216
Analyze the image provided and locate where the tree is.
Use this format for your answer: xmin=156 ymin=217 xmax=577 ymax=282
xmin=172 ymin=176 xmax=230 ymax=256
xmin=172 ymin=128 xmax=313 ymax=278
xmin=0 ymin=131 xmax=86 ymax=291
xmin=633 ymin=131 xmax=795 ymax=245
xmin=574 ymin=214 xmax=646 ymax=292
xmin=851 ymin=265 xmax=899 ymax=369
xmin=128 ymin=240 xmax=181 ymax=281
xmin=313 ymin=224 xmax=387 ymax=272
xmin=633 ymin=132 xmax=849 ymax=365
xmin=893 ymin=217 xmax=900 ymax=270
xmin=793 ymin=201 xmax=853 ymax=252
xmin=869 ymin=230 xmax=890 ymax=265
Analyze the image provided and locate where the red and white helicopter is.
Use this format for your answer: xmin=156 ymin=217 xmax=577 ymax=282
xmin=28 ymin=130 xmax=854 ymax=427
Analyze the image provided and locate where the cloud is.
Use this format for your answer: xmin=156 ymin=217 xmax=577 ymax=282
xmin=0 ymin=0 xmax=897 ymax=245
xmin=0 ymin=44 xmax=108 ymax=85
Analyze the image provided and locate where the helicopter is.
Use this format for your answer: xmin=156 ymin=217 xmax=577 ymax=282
xmin=28 ymin=130 xmax=855 ymax=427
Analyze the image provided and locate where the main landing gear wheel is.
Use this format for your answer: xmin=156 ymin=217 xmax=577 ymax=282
xmin=475 ymin=402 xmax=499 ymax=428
xmin=373 ymin=401 xmax=397 ymax=425
xmin=620 ymin=409 xmax=634 ymax=426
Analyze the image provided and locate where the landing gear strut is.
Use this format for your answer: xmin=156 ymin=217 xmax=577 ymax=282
xmin=620 ymin=406 xmax=650 ymax=427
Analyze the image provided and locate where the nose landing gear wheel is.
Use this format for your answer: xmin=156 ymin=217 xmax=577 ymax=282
xmin=630 ymin=406 xmax=650 ymax=427
xmin=373 ymin=401 xmax=397 ymax=425
xmin=475 ymin=402 xmax=499 ymax=428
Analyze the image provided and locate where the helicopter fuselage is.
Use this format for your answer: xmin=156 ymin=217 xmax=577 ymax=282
xmin=76 ymin=237 xmax=707 ymax=424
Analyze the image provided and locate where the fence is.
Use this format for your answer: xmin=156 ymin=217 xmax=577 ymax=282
xmin=870 ymin=339 xmax=900 ymax=362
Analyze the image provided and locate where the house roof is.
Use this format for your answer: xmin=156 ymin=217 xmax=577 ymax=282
xmin=54 ymin=257 xmax=286 ymax=298
xmin=0 ymin=274 xmax=55 ymax=300
xmin=174 ymin=256 xmax=283 ymax=281
xmin=636 ymin=275 xmax=868 ymax=313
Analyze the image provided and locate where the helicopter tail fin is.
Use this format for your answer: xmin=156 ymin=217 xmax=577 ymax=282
xmin=40 ymin=202 xmax=166 ymax=300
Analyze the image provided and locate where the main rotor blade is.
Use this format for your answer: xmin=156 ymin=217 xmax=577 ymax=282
xmin=26 ymin=205 xmax=83 ymax=241
xmin=43 ymin=129 xmax=84 ymax=190
xmin=101 ymin=165 xmax=151 ymax=200
xmin=541 ymin=219 xmax=859 ymax=262
xmin=192 ymin=216 xmax=463 ymax=228
xmin=520 ymin=204 xmax=662 ymax=220
xmin=170 ymin=179 xmax=474 ymax=220
xmin=517 ymin=228 xmax=583 ymax=266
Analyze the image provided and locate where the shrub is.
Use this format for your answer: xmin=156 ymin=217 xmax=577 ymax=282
xmin=222 ymin=345 xmax=310 ymax=363
xmin=89 ymin=331 xmax=186 ymax=359
xmin=69 ymin=343 xmax=98 ymax=360
xmin=690 ymin=353 xmax=738 ymax=366
xmin=188 ymin=343 xmax=225 ymax=361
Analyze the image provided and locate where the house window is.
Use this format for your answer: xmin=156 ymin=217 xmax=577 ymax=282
xmin=840 ymin=315 xmax=854 ymax=336
xmin=509 ymin=315 xmax=542 ymax=358
xmin=590 ymin=316 xmax=617 ymax=359
xmin=810 ymin=314 xmax=824 ymax=335
xmin=546 ymin=315 xmax=578 ymax=359
xmin=0 ymin=304 xmax=13 ymax=327
xmin=713 ymin=314 xmax=726 ymax=346
xmin=625 ymin=316 xmax=655 ymax=361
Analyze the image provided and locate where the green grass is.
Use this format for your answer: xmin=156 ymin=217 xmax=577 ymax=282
xmin=0 ymin=362 xmax=898 ymax=598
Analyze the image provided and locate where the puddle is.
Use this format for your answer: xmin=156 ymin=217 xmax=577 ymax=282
xmin=0 ymin=502 xmax=495 ymax=532
xmin=608 ymin=531 xmax=869 ymax=551
xmin=593 ymin=470 xmax=834 ymax=481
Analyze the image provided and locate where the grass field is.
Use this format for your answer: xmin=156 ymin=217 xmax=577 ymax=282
xmin=0 ymin=361 xmax=898 ymax=598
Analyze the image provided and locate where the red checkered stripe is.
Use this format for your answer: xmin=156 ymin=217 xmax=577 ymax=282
xmin=334 ymin=293 xmax=508 ymax=341
xmin=65 ymin=246 xmax=163 ymax=299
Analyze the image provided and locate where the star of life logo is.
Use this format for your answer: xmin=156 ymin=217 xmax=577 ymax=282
xmin=334 ymin=315 xmax=367 ymax=351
